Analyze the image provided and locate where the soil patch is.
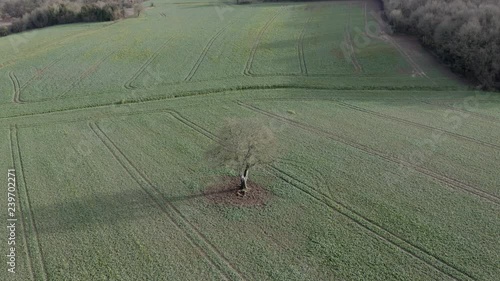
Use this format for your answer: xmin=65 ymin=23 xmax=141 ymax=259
xmin=205 ymin=176 xmax=271 ymax=207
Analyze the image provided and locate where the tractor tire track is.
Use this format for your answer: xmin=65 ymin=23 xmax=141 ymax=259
xmin=345 ymin=10 xmax=362 ymax=73
xmin=89 ymin=122 xmax=244 ymax=281
xmin=298 ymin=16 xmax=313 ymax=75
xmin=236 ymin=101 xmax=500 ymax=205
xmin=149 ymin=110 xmax=475 ymax=281
xmin=276 ymin=158 xmax=328 ymax=191
xmin=9 ymin=126 xmax=35 ymax=281
xmin=124 ymin=39 xmax=171 ymax=89
xmin=184 ymin=23 xmax=232 ymax=81
xmin=333 ymin=100 xmax=500 ymax=150
xmin=250 ymin=96 xmax=500 ymax=149
xmin=244 ymin=7 xmax=286 ymax=76
xmin=167 ymin=110 xmax=218 ymax=141
xmin=419 ymin=99 xmax=500 ymax=124
xmin=9 ymin=71 xmax=23 ymax=104
xmin=20 ymin=57 xmax=65 ymax=94
xmin=382 ymin=34 xmax=430 ymax=80
xmin=59 ymin=51 xmax=117 ymax=98
xmin=344 ymin=28 xmax=362 ymax=73
xmin=10 ymin=126 xmax=48 ymax=281
xmin=267 ymin=164 xmax=475 ymax=281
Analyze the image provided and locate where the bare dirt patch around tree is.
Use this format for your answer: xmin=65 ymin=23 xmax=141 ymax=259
xmin=204 ymin=176 xmax=271 ymax=207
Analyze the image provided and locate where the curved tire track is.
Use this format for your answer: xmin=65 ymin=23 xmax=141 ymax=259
xmin=244 ymin=7 xmax=286 ymax=76
xmin=184 ymin=23 xmax=232 ymax=81
xmin=236 ymin=101 xmax=500 ymax=205
xmin=89 ymin=122 xmax=244 ymax=281
xmin=124 ymin=39 xmax=172 ymax=90
xmin=9 ymin=71 xmax=23 ymax=104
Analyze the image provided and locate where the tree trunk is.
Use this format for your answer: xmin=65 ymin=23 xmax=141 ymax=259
xmin=239 ymin=167 xmax=249 ymax=193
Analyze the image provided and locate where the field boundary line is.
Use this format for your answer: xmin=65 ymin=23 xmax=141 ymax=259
xmin=236 ymin=101 xmax=500 ymax=205
xmin=184 ymin=22 xmax=232 ymax=81
xmin=155 ymin=110 xmax=475 ymax=281
xmin=267 ymin=165 xmax=475 ymax=281
xmin=89 ymin=122 xmax=245 ymax=281
xmin=9 ymin=71 xmax=23 ymax=104
xmin=123 ymin=39 xmax=172 ymax=89
xmin=0 ymin=83 xmax=465 ymax=122
xmin=244 ymin=6 xmax=286 ymax=76
xmin=58 ymin=51 xmax=117 ymax=98
xmin=0 ymin=82 xmax=465 ymax=121
xmin=298 ymin=16 xmax=313 ymax=75
xmin=8 ymin=126 xmax=35 ymax=281
xmin=10 ymin=126 xmax=48 ymax=281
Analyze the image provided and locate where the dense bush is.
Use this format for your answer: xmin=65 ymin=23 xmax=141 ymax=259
xmin=381 ymin=0 xmax=500 ymax=89
xmin=6 ymin=3 xmax=119 ymax=33
xmin=0 ymin=26 xmax=9 ymax=36
xmin=79 ymin=3 xmax=122 ymax=22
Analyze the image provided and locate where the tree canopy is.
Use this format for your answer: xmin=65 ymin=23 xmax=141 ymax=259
xmin=382 ymin=0 xmax=500 ymax=89
xmin=207 ymin=119 xmax=278 ymax=193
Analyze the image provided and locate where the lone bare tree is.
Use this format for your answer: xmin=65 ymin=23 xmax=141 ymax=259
xmin=207 ymin=119 xmax=278 ymax=195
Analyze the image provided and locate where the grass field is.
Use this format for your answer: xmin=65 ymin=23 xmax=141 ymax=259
xmin=1 ymin=0 xmax=499 ymax=280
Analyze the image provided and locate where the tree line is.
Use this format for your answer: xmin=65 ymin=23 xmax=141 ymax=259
xmin=0 ymin=0 xmax=144 ymax=37
xmin=381 ymin=0 xmax=500 ymax=90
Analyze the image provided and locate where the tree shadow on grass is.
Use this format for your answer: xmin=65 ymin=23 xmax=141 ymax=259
xmin=33 ymin=186 xmax=235 ymax=235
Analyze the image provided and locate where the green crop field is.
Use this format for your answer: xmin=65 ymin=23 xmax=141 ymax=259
xmin=1 ymin=0 xmax=499 ymax=280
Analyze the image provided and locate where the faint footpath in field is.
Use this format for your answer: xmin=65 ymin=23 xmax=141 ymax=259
xmin=142 ymin=63 xmax=170 ymax=87
xmin=8 ymin=11 xmax=49 ymax=53
xmin=214 ymin=1 xmax=235 ymax=21
xmin=9 ymin=31 xmax=39 ymax=53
